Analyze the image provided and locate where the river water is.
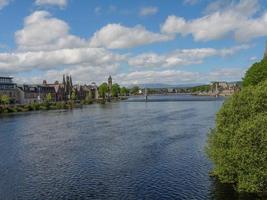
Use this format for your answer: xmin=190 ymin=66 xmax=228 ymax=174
xmin=0 ymin=96 xmax=260 ymax=199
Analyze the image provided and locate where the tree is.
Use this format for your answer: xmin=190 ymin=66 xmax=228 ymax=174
xmin=45 ymin=93 xmax=52 ymax=102
xmin=243 ymin=59 xmax=267 ymax=87
xmin=99 ymin=82 xmax=108 ymax=99
xmin=71 ymin=90 xmax=77 ymax=101
xmin=0 ymin=95 xmax=10 ymax=105
xmin=120 ymin=87 xmax=129 ymax=96
xmin=111 ymin=83 xmax=120 ymax=97
xmin=206 ymin=80 xmax=267 ymax=193
xmin=130 ymin=86 xmax=140 ymax=95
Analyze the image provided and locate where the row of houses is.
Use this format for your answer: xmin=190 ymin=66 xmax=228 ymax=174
xmin=209 ymin=81 xmax=240 ymax=96
xmin=0 ymin=75 xmax=102 ymax=104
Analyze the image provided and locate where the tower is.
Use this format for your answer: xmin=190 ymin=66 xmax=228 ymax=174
xmin=108 ymin=75 xmax=112 ymax=93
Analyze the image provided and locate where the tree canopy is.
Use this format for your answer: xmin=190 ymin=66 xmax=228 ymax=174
xmin=243 ymin=59 xmax=267 ymax=87
xmin=120 ymin=87 xmax=129 ymax=96
xmin=0 ymin=95 xmax=10 ymax=105
xmin=111 ymin=83 xmax=120 ymax=97
xmin=99 ymin=82 xmax=108 ymax=98
xmin=206 ymin=80 xmax=267 ymax=193
xmin=130 ymin=86 xmax=140 ymax=95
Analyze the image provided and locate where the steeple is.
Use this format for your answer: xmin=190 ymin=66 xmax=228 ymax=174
xmin=63 ymin=74 xmax=66 ymax=85
xmin=108 ymin=75 xmax=112 ymax=91
xmin=70 ymin=75 xmax=73 ymax=87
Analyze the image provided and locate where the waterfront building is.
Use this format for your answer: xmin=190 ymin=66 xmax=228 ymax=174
xmin=209 ymin=81 xmax=240 ymax=96
xmin=0 ymin=76 xmax=18 ymax=103
xmin=81 ymin=83 xmax=99 ymax=100
xmin=17 ymin=84 xmax=56 ymax=104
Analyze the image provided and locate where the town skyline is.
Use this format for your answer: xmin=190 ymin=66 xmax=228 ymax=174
xmin=1 ymin=0 xmax=267 ymax=85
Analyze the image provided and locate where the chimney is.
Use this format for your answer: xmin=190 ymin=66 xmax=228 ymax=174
xmin=43 ymin=80 xmax=47 ymax=85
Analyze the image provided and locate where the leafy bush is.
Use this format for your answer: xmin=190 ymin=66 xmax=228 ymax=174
xmin=243 ymin=59 xmax=267 ymax=87
xmin=207 ymin=80 xmax=267 ymax=193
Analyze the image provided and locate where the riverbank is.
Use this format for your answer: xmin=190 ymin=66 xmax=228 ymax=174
xmin=0 ymin=97 xmax=128 ymax=115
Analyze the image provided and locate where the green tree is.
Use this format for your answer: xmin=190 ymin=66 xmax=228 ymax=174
xmin=120 ymin=87 xmax=129 ymax=96
xmin=71 ymin=90 xmax=77 ymax=101
xmin=0 ymin=95 xmax=10 ymax=105
xmin=111 ymin=83 xmax=120 ymax=97
xmin=45 ymin=93 xmax=52 ymax=102
xmin=243 ymin=59 xmax=267 ymax=87
xmin=130 ymin=86 xmax=140 ymax=95
xmin=99 ymin=82 xmax=108 ymax=99
xmin=206 ymin=80 xmax=267 ymax=193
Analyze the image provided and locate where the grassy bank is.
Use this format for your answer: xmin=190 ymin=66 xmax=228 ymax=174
xmin=0 ymin=97 xmax=128 ymax=114
xmin=0 ymin=100 xmax=93 ymax=114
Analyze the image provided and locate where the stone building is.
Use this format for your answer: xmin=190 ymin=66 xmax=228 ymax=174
xmin=108 ymin=75 xmax=112 ymax=95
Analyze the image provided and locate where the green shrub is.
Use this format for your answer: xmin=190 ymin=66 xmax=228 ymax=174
xmin=243 ymin=59 xmax=267 ymax=87
xmin=207 ymin=80 xmax=267 ymax=193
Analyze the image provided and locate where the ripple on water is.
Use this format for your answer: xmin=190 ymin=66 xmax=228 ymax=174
xmin=1 ymin=100 xmax=259 ymax=200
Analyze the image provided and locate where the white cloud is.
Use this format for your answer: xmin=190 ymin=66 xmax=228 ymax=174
xmin=0 ymin=47 xmax=125 ymax=73
xmin=249 ymin=56 xmax=258 ymax=61
xmin=183 ymin=0 xmax=200 ymax=5
xmin=161 ymin=0 xmax=267 ymax=42
xmin=17 ymin=63 xmax=119 ymax=85
xmin=35 ymin=0 xmax=67 ymax=7
xmin=0 ymin=0 xmax=10 ymax=10
xmin=115 ymin=67 xmax=246 ymax=85
xmin=208 ymin=68 xmax=246 ymax=81
xmin=89 ymin=24 xmax=174 ymax=49
xmin=15 ymin=11 xmax=87 ymax=51
xmin=128 ymin=45 xmax=250 ymax=68
xmin=139 ymin=6 xmax=158 ymax=16
xmin=94 ymin=6 xmax=102 ymax=14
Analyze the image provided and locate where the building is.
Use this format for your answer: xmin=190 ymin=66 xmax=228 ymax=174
xmin=209 ymin=81 xmax=240 ymax=96
xmin=108 ymin=75 xmax=112 ymax=94
xmin=17 ymin=84 xmax=56 ymax=104
xmin=80 ymin=83 xmax=99 ymax=100
xmin=0 ymin=76 xmax=18 ymax=103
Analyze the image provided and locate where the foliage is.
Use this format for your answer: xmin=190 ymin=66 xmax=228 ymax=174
xmin=243 ymin=59 xmax=267 ymax=87
xmin=189 ymin=85 xmax=210 ymax=93
xmin=130 ymin=86 xmax=140 ymax=95
xmin=71 ymin=90 xmax=77 ymax=101
xmin=207 ymin=80 xmax=267 ymax=193
xmin=45 ymin=93 xmax=52 ymax=102
xmin=99 ymin=82 xmax=108 ymax=99
xmin=120 ymin=87 xmax=129 ymax=96
xmin=0 ymin=95 xmax=10 ymax=105
xmin=111 ymin=83 xmax=120 ymax=97
xmin=83 ymin=93 xmax=93 ymax=104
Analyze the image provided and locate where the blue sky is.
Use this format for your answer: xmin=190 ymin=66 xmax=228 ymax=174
xmin=0 ymin=0 xmax=267 ymax=85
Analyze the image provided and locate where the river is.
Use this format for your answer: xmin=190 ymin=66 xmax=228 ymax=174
xmin=0 ymin=95 xmax=259 ymax=199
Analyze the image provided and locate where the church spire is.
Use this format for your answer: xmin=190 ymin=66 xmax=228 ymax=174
xmin=70 ymin=75 xmax=73 ymax=87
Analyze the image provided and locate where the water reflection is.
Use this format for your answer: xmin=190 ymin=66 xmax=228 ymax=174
xmin=209 ymin=177 xmax=262 ymax=200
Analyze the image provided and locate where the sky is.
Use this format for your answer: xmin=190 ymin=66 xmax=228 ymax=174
xmin=0 ymin=0 xmax=267 ymax=86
